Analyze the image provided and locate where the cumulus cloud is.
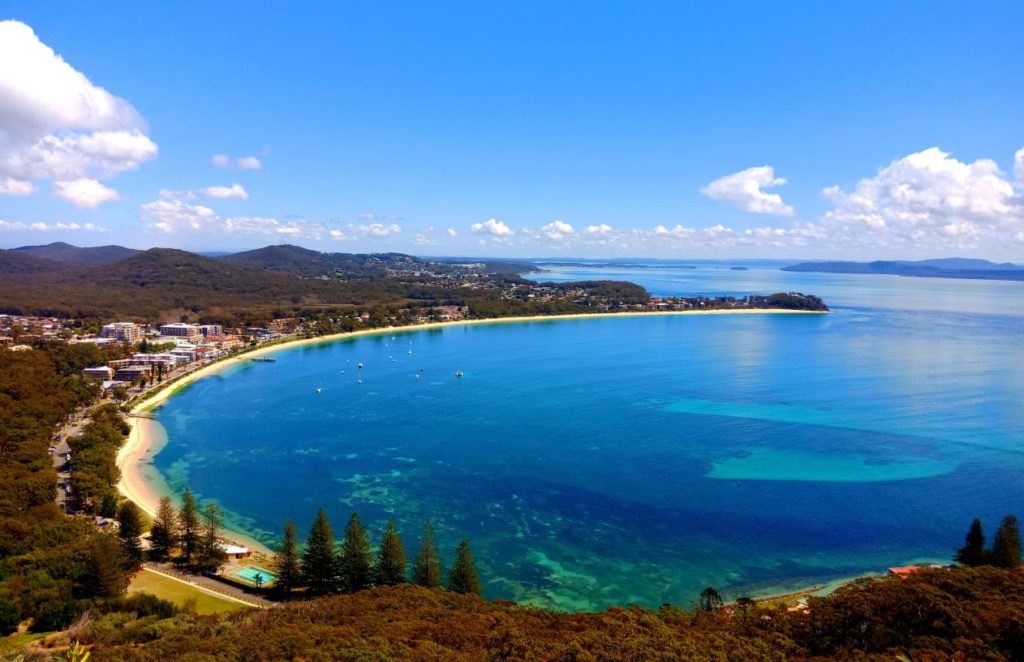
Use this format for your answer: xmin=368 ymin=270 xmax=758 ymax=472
xmin=357 ymin=222 xmax=401 ymax=237
xmin=0 ymin=176 xmax=34 ymax=195
xmin=200 ymin=183 xmax=249 ymax=200
xmin=212 ymin=154 xmax=263 ymax=170
xmin=0 ymin=21 xmax=157 ymax=202
xmin=820 ymin=147 xmax=1024 ymax=249
xmin=142 ymin=198 xmax=324 ymax=238
xmin=446 ymin=228 xmax=458 ymax=237
xmin=470 ymin=218 xmax=513 ymax=236
xmin=142 ymin=199 xmax=218 ymax=233
xmin=237 ymin=156 xmax=262 ymax=170
xmin=53 ymin=178 xmax=120 ymax=208
xmin=0 ymin=219 xmax=105 ymax=232
xmin=584 ymin=224 xmax=613 ymax=235
xmin=1015 ymin=146 xmax=1024 ymax=185
xmin=224 ymin=216 xmax=322 ymax=238
xmin=701 ymin=166 xmax=794 ymax=216
xmin=541 ymin=220 xmax=574 ymax=240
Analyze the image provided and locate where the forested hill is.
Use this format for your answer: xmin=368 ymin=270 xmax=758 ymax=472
xmin=0 ymin=243 xmax=647 ymax=323
xmin=783 ymin=258 xmax=1024 ymax=281
xmin=221 ymin=244 xmax=431 ymax=276
xmin=12 ymin=242 xmax=140 ymax=267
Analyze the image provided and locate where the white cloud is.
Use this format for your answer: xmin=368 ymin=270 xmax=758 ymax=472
xmin=1015 ymin=146 xmax=1024 ymax=185
xmin=820 ymin=147 xmax=1024 ymax=249
xmin=470 ymin=218 xmax=513 ymax=236
xmin=541 ymin=220 xmax=574 ymax=240
xmin=701 ymin=166 xmax=794 ymax=216
xmin=584 ymin=224 xmax=613 ymax=235
xmin=200 ymin=183 xmax=249 ymax=200
xmin=329 ymin=229 xmax=346 ymax=240
xmin=212 ymin=154 xmax=263 ymax=170
xmin=224 ymin=216 xmax=322 ymax=238
xmin=0 ymin=21 xmax=157 ymax=201
xmin=446 ymin=228 xmax=458 ymax=237
xmin=142 ymin=199 xmax=218 ymax=233
xmin=53 ymin=178 xmax=120 ymax=207
xmin=0 ymin=219 xmax=105 ymax=232
xmin=357 ymin=222 xmax=401 ymax=237
xmin=0 ymin=177 xmax=34 ymax=195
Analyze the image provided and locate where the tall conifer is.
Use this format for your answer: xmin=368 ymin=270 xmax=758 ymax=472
xmin=991 ymin=515 xmax=1022 ymax=569
xmin=339 ymin=512 xmax=372 ymax=592
xmin=302 ymin=508 xmax=337 ymax=594
xmin=117 ymin=501 xmax=144 ymax=565
xmin=448 ymin=539 xmax=483 ymax=596
xmin=412 ymin=520 xmax=443 ymax=588
xmin=276 ymin=520 xmax=302 ymax=595
xmin=179 ymin=488 xmax=200 ymax=563
xmin=149 ymin=496 xmax=179 ymax=561
xmin=955 ymin=518 xmax=987 ymax=567
xmin=375 ymin=519 xmax=407 ymax=585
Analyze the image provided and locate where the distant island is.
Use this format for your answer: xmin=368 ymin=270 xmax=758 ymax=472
xmin=783 ymin=258 xmax=1024 ymax=282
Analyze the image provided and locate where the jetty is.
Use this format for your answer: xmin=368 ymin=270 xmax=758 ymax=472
xmin=249 ymin=357 xmax=277 ymax=362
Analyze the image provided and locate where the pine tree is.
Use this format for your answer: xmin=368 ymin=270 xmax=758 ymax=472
xmin=991 ymin=515 xmax=1022 ymax=569
xmin=338 ymin=512 xmax=373 ymax=593
xmin=955 ymin=518 xmax=988 ymax=567
xmin=149 ymin=496 xmax=179 ymax=561
xmin=302 ymin=508 xmax=337 ymax=594
xmin=412 ymin=520 xmax=443 ymax=588
xmin=179 ymin=488 xmax=200 ymax=563
xmin=276 ymin=520 xmax=302 ymax=595
xmin=700 ymin=587 xmax=724 ymax=612
xmin=117 ymin=501 xmax=144 ymax=565
xmin=447 ymin=539 xmax=483 ymax=596
xmin=375 ymin=519 xmax=407 ymax=586
xmin=197 ymin=503 xmax=226 ymax=572
xmin=99 ymin=492 xmax=118 ymax=518
xmin=81 ymin=534 xmax=130 ymax=599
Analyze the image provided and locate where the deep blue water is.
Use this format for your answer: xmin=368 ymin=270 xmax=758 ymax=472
xmin=153 ymin=264 xmax=1024 ymax=609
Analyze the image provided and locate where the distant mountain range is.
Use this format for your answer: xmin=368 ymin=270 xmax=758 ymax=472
xmin=13 ymin=241 xmax=140 ymax=266
xmin=782 ymin=258 xmax=1024 ymax=282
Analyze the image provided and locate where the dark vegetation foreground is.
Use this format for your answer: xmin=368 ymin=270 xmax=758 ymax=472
xmin=45 ymin=566 xmax=1020 ymax=661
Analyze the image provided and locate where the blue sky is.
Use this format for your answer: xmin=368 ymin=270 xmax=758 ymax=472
xmin=2 ymin=2 xmax=1023 ymax=259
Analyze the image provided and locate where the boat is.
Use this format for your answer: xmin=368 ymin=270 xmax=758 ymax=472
xmin=455 ymin=371 xmax=464 ymax=378
xmin=357 ymin=362 xmax=364 ymax=369
xmin=316 ymin=387 xmax=322 ymax=394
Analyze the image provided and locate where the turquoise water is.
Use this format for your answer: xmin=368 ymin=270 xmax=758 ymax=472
xmin=153 ymin=265 xmax=1024 ymax=610
xmin=235 ymin=567 xmax=277 ymax=584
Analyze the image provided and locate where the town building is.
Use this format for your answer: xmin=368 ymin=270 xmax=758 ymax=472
xmin=159 ymin=323 xmax=202 ymax=340
xmin=83 ymin=366 xmax=115 ymax=380
xmin=101 ymin=322 xmax=144 ymax=343
xmin=198 ymin=324 xmax=223 ymax=337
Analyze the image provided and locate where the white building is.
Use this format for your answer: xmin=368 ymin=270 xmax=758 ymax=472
xmin=159 ymin=323 xmax=201 ymax=340
xmin=101 ymin=322 xmax=144 ymax=343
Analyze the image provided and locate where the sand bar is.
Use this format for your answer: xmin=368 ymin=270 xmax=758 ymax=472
xmin=116 ymin=308 xmax=827 ymax=554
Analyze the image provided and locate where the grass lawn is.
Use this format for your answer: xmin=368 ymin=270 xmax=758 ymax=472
xmin=0 ymin=632 xmax=49 ymax=657
xmin=128 ymin=569 xmax=250 ymax=614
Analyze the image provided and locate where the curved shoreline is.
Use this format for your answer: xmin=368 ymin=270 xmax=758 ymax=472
xmin=116 ymin=308 xmax=826 ymax=555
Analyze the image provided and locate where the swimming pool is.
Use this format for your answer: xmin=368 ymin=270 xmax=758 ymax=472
xmin=234 ymin=567 xmax=277 ymax=585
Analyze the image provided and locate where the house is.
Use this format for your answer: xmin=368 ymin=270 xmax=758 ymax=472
xmin=220 ymin=543 xmax=253 ymax=559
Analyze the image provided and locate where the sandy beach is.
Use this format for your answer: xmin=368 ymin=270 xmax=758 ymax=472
xmin=116 ymin=307 xmax=827 ymax=555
